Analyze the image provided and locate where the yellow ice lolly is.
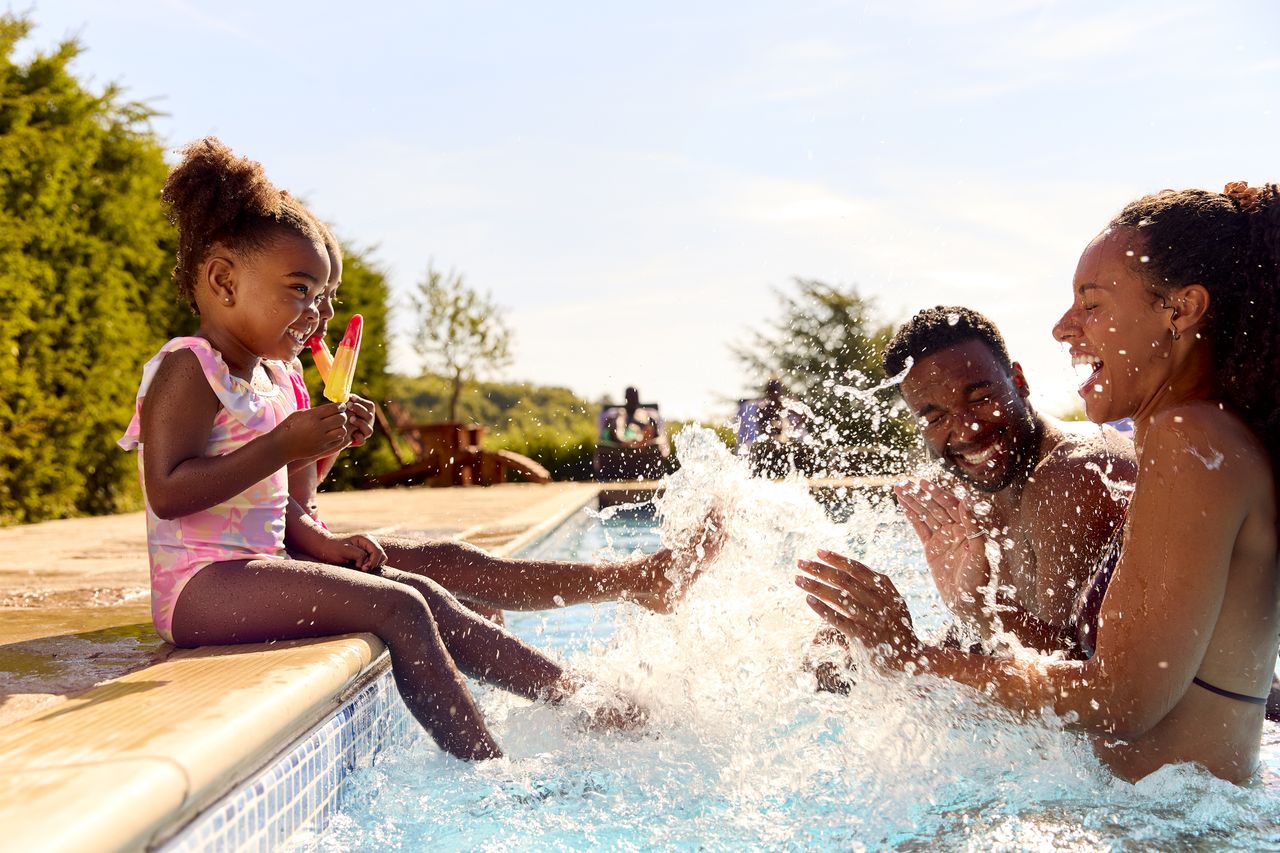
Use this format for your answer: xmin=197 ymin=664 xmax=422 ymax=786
xmin=306 ymin=334 xmax=334 ymax=382
xmin=323 ymin=314 xmax=362 ymax=403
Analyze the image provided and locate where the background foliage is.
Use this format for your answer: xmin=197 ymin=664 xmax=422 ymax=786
xmin=734 ymin=278 xmax=918 ymax=474
xmin=409 ymin=262 xmax=513 ymax=423
xmin=388 ymin=374 xmax=598 ymax=481
xmin=0 ymin=15 xmax=187 ymax=523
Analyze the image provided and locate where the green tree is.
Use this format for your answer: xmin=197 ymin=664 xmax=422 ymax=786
xmin=0 ymin=14 xmax=183 ymax=523
xmin=301 ymin=242 xmax=396 ymax=489
xmin=734 ymin=278 xmax=916 ymax=473
xmin=409 ymin=262 xmax=513 ymax=422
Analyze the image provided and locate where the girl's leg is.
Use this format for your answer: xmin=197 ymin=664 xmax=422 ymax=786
xmin=371 ymin=565 xmax=569 ymax=701
xmin=171 ymin=558 xmax=501 ymax=761
xmin=375 ymin=536 xmax=637 ymax=610
xmin=371 ymin=567 xmax=646 ymax=730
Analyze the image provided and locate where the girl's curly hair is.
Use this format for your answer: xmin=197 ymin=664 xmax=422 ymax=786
xmin=161 ymin=137 xmax=323 ymax=310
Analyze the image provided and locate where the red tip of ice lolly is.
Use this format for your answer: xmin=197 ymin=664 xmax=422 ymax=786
xmin=306 ymin=335 xmax=325 ymax=353
xmin=339 ymin=315 xmax=363 ymax=348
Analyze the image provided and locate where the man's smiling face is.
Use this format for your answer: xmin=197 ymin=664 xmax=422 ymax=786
xmin=900 ymin=338 xmax=1040 ymax=493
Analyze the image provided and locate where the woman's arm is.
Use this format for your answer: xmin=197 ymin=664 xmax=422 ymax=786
xmin=801 ymin=410 xmax=1252 ymax=739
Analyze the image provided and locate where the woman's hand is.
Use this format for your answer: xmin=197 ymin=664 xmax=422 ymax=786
xmin=895 ymin=479 xmax=991 ymax=623
xmin=796 ymin=549 xmax=924 ymax=671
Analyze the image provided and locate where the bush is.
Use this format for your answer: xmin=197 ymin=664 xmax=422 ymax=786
xmin=387 ymin=374 xmax=599 ymax=481
xmin=0 ymin=15 xmax=184 ymax=524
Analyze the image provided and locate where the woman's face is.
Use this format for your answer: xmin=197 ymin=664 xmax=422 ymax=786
xmin=1053 ymin=227 xmax=1174 ymax=424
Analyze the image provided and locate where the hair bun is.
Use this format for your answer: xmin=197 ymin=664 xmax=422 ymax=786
xmin=1223 ymin=181 xmax=1265 ymax=213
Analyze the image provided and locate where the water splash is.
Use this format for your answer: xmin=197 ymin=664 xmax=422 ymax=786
xmin=320 ymin=427 xmax=1280 ymax=851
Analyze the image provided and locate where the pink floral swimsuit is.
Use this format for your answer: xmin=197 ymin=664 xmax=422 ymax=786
xmin=119 ymin=337 xmax=297 ymax=643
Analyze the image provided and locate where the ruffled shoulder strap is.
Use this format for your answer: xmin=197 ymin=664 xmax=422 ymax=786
xmin=118 ymin=337 xmax=288 ymax=450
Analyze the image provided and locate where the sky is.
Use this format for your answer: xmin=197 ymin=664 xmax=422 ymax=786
xmin=17 ymin=1 xmax=1280 ymax=420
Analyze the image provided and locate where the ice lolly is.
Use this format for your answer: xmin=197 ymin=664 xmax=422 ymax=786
xmin=323 ymin=314 xmax=363 ymax=403
xmin=306 ymin=334 xmax=334 ymax=383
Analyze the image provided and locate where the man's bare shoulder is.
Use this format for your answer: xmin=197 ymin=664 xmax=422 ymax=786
xmin=1026 ymin=417 xmax=1136 ymax=505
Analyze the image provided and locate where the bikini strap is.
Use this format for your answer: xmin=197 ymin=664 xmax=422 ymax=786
xmin=1191 ymin=676 xmax=1268 ymax=706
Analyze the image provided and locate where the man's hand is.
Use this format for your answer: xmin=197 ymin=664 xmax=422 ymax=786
xmin=894 ymin=479 xmax=992 ymax=623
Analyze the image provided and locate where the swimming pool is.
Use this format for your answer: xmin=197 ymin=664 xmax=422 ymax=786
xmin=317 ymin=431 xmax=1280 ymax=851
xmin=168 ymin=431 xmax=1280 ymax=851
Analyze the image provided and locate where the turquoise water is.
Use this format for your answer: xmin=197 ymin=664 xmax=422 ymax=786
xmin=317 ymin=431 xmax=1280 ymax=852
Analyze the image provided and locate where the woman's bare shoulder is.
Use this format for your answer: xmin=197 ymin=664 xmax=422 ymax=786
xmin=1140 ymin=402 xmax=1271 ymax=496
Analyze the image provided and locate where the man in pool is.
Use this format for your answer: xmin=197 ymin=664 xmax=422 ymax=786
xmin=813 ymin=306 xmax=1136 ymax=688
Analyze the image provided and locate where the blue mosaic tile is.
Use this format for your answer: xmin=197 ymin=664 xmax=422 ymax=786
xmin=161 ymin=663 xmax=415 ymax=853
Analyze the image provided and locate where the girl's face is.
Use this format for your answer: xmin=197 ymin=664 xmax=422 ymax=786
xmin=1052 ymin=227 xmax=1174 ymax=423
xmin=224 ymin=232 xmax=329 ymax=362
xmin=315 ymin=254 xmax=343 ymax=340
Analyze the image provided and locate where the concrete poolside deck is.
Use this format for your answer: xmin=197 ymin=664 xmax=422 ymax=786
xmin=0 ymin=481 xmax=603 ymax=852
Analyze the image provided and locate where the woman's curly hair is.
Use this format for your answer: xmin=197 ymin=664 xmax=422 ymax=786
xmin=161 ymin=137 xmax=323 ymax=310
xmin=1109 ymin=182 xmax=1280 ymax=469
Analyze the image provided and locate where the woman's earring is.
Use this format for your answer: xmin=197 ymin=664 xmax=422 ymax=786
xmin=1170 ymin=308 xmax=1181 ymax=341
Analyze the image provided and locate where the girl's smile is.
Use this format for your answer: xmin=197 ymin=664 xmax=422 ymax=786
xmin=201 ymin=231 xmax=330 ymax=374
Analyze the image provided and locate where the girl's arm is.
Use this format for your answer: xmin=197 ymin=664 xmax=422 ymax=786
xmin=141 ymin=349 xmax=349 ymax=519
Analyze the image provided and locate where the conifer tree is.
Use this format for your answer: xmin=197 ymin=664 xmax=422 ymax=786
xmin=735 ymin=279 xmax=917 ymax=473
xmin=0 ymin=14 xmax=180 ymax=523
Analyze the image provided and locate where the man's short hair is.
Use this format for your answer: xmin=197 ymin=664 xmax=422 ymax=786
xmin=883 ymin=306 xmax=1014 ymax=377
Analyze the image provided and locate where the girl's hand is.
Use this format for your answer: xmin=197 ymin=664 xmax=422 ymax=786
xmin=626 ymin=509 xmax=725 ymax=613
xmin=343 ymin=394 xmax=376 ymax=448
xmin=276 ymin=404 xmax=349 ymax=460
xmin=313 ymin=532 xmax=387 ymax=571
xmin=796 ymin=549 xmax=924 ymax=671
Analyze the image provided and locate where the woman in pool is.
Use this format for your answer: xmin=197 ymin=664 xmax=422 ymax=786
xmin=798 ymin=182 xmax=1279 ymax=783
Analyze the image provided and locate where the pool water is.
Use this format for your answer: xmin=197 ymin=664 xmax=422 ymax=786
xmin=316 ymin=430 xmax=1280 ymax=852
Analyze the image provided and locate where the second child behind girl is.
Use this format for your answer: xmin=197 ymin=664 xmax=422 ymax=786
xmin=121 ymin=138 xmax=633 ymax=760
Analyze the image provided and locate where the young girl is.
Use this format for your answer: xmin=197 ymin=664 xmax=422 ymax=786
xmin=289 ymin=225 xmax=720 ymax=614
xmin=120 ymin=138 xmax=618 ymax=760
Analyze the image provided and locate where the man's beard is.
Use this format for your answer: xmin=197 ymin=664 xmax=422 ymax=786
xmin=944 ymin=413 xmax=1043 ymax=494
